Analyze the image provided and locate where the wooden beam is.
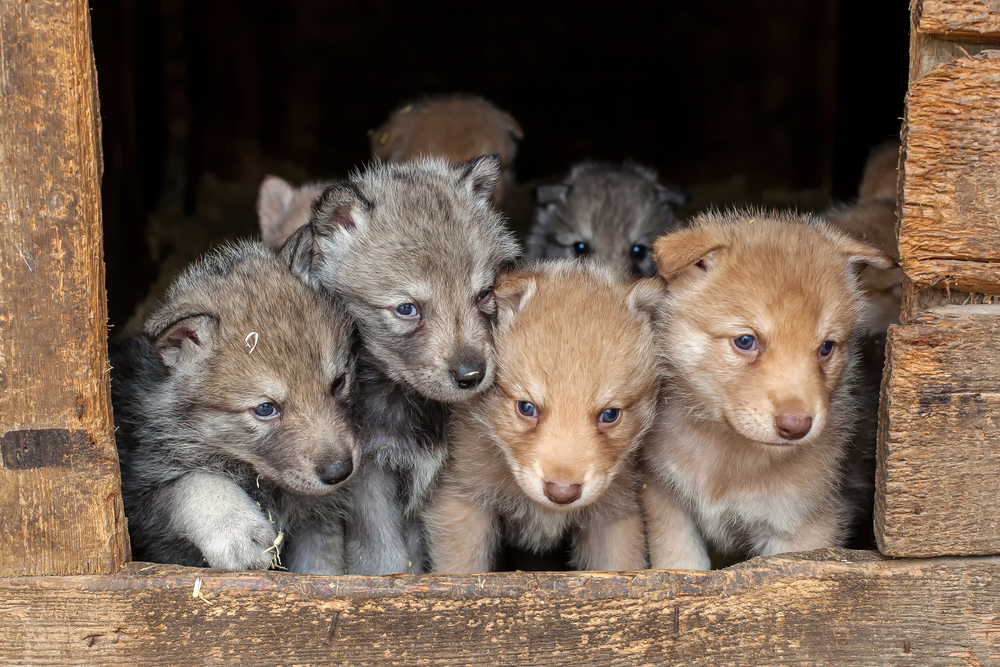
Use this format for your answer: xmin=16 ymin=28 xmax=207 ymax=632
xmin=916 ymin=0 xmax=1000 ymax=42
xmin=899 ymin=52 xmax=1000 ymax=300
xmin=2 ymin=552 xmax=1000 ymax=666
xmin=876 ymin=306 xmax=1000 ymax=556
xmin=0 ymin=0 xmax=129 ymax=575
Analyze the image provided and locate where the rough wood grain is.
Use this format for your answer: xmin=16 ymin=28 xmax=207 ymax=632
xmin=0 ymin=0 xmax=129 ymax=575
xmin=2 ymin=552 xmax=1000 ymax=666
xmin=899 ymin=51 xmax=1000 ymax=300
xmin=917 ymin=0 xmax=1000 ymax=41
xmin=876 ymin=305 xmax=1000 ymax=556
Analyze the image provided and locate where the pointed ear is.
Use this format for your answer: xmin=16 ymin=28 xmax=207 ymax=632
xmin=652 ymin=227 xmax=727 ymax=281
xmin=656 ymin=183 xmax=691 ymax=209
xmin=459 ymin=154 xmax=503 ymax=203
xmin=277 ymin=222 xmax=318 ymax=285
xmin=626 ymin=277 xmax=668 ymax=325
xmin=257 ymin=175 xmax=294 ymax=241
xmin=143 ymin=311 xmax=218 ymax=369
xmin=304 ymin=183 xmax=370 ymax=280
xmin=494 ymin=272 xmax=537 ymax=330
xmin=839 ymin=234 xmax=896 ymax=270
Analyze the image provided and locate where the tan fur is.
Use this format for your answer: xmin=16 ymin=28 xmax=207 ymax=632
xmin=257 ymin=176 xmax=330 ymax=250
xmin=643 ymin=211 xmax=892 ymax=569
xmin=370 ymin=95 xmax=523 ymax=208
xmin=827 ymin=140 xmax=902 ymax=336
xmin=426 ymin=261 xmax=663 ymax=573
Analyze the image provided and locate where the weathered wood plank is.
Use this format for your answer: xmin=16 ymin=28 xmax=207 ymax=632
xmin=917 ymin=0 xmax=1000 ymax=42
xmin=876 ymin=305 xmax=1000 ymax=556
xmin=899 ymin=51 xmax=1000 ymax=299
xmin=1 ymin=552 xmax=1000 ymax=666
xmin=0 ymin=0 xmax=129 ymax=575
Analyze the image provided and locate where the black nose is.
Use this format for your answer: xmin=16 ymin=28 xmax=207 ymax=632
xmin=317 ymin=458 xmax=353 ymax=486
xmin=451 ymin=364 xmax=486 ymax=390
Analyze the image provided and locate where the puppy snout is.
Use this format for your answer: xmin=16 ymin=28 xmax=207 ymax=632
xmin=775 ymin=414 xmax=813 ymax=441
xmin=543 ymin=481 xmax=582 ymax=505
xmin=450 ymin=363 xmax=486 ymax=390
xmin=317 ymin=458 xmax=354 ymax=486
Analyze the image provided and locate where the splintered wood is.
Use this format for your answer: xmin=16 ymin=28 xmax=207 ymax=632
xmin=899 ymin=52 xmax=1000 ymax=296
xmin=3 ymin=552 xmax=1000 ymax=667
xmin=917 ymin=0 xmax=1000 ymax=41
xmin=876 ymin=306 xmax=1000 ymax=556
xmin=0 ymin=0 xmax=129 ymax=575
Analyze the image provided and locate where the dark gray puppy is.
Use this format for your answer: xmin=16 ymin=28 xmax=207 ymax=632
xmin=282 ymin=155 xmax=519 ymax=574
xmin=113 ymin=241 xmax=358 ymax=573
xmin=525 ymin=161 xmax=689 ymax=277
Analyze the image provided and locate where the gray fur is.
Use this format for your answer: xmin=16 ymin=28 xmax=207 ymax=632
xmin=112 ymin=241 xmax=359 ymax=573
xmin=281 ymin=155 xmax=520 ymax=574
xmin=525 ymin=161 xmax=689 ymax=277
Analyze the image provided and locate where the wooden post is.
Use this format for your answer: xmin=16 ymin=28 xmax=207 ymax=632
xmin=875 ymin=0 xmax=1000 ymax=556
xmin=0 ymin=0 xmax=129 ymax=575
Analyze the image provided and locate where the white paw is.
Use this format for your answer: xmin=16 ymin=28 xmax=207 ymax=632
xmin=198 ymin=507 xmax=278 ymax=570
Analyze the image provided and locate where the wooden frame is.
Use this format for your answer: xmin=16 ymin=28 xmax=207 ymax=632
xmin=2 ymin=0 xmax=1000 ymax=664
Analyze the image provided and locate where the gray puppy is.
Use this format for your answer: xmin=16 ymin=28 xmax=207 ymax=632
xmin=112 ymin=241 xmax=358 ymax=573
xmin=282 ymin=155 xmax=520 ymax=574
xmin=525 ymin=161 xmax=689 ymax=277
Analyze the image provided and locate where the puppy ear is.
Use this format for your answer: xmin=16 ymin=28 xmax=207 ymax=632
xmin=494 ymin=273 xmax=537 ymax=330
xmin=144 ymin=310 xmax=218 ymax=369
xmin=459 ymin=154 xmax=503 ymax=203
xmin=839 ymin=235 xmax=897 ymax=270
xmin=257 ymin=175 xmax=294 ymax=240
xmin=626 ymin=277 xmax=668 ymax=325
xmin=305 ymin=183 xmax=370 ymax=282
xmin=652 ymin=227 xmax=727 ymax=281
xmin=277 ymin=222 xmax=318 ymax=285
xmin=656 ymin=183 xmax=691 ymax=209
xmin=535 ymin=184 xmax=569 ymax=208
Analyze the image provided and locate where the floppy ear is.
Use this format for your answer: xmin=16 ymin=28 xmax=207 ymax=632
xmin=652 ymin=227 xmax=727 ymax=281
xmin=839 ymin=235 xmax=897 ymax=271
xmin=459 ymin=154 xmax=503 ymax=204
xmin=494 ymin=272 xmax=537 ymax=330
xmin=143 ymin=309 xmax=218 ymax=369
xmin=257 ymin=175 xmax=294 ymax=240
xmin=626 ymin=277 xmax=668 ymax=326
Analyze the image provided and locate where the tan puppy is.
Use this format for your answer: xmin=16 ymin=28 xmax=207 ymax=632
xmin=426 ymin=261 xmax=664 ymax=573
xmin=257 ymin=176 xmax=330 ymax=250
xmin=370 ymin=95 xmax=523 ymax=208
xmin=643 ymin=211 xmax=893 ymax=569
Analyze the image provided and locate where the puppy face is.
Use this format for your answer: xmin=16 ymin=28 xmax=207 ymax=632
xmin=283 ymin=156 xmax=520 ymax=403
xmin=529 ymin=162 xmax=688 ymax=277
xmin=476 ymin=263 xmax=664 ymax=510
xmin=653 ymin=212 xmax=893 ymax=448
xmin=146 ymin=245 xmax=358 ymax=496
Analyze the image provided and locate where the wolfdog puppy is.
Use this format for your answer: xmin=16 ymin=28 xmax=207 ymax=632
xmin=525 ymin=161 xmax=689 ymax=277
xmin=642 ymin=211 xmax=893 ymax=569
xmin=426 ymin=261 xmax=663 ymax=573
xmin=112 ymin=241 xmax=358 ymax=573
xmin=282 ymin=155 xmax=520 ymax=573
xmin=370 ymin=94 xmax=523 ymax=208
xmin=257 ymin=176 xmax=330 ymax=250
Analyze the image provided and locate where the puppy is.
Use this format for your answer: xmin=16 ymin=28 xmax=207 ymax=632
xmin=525 ymin=161 xmax=689 ymax=277
xmin=257 ymin=175 xmax=330 ymax=250
xmin=282 ymin=155 xmax=520 ymax=574
xmin=642 ymin=211 xmax=893 ymax=569
xmin=426 ymin=261 xmax=664 ymax=573
xmin=370 ymin=94 xmax=523 ymax=208
xmin=112 ymin=242 xmax=358 ymax=573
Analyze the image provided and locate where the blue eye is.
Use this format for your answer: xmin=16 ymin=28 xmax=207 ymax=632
xmin=395 ymin=303 xmax=419 ymax=319
xmin=252 ymin=402 xmax=280 ymax=420
xmin=819 ymin=340 xmax=835 ymax=357
xmin=630 ymin=245 xmax=647 ymax=260
xmin=572 ymin=242 xmax=590 ymax=257
xmin=599 ymin=408 xmax=621 ymax=424
xmin=733 ymin=334 xmax=756 ymax=351
xmin=516 ymin=401 xmax=537 ymax=418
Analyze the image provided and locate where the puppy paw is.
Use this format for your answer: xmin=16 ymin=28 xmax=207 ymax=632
xmin=199 ymin=507 xmax=278 ymax=571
